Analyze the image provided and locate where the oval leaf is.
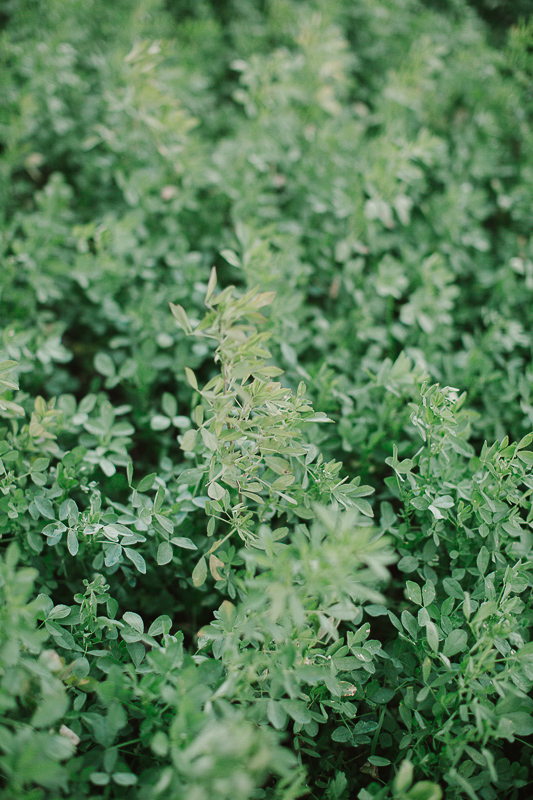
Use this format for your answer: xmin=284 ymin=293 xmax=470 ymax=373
xmin=192 ymin=556 xmax=207 ymax=587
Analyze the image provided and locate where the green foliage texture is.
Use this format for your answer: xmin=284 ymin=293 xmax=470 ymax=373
xmin=1 ymin=0 xmax=533 ymax=798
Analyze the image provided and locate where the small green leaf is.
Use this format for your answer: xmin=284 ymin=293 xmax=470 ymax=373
xmin=157 ymin=541 xmax=173 ymax=565
xmin=425 ymin=621 xmax=439 ymax=653
xmin=184 ymin=367 xmax=198 ymax=390
xmin=67 ymin=528 xmax=79 ymax=556
xmin=162 ymin=393 xmax=177 ymax=418
xmin=155 ymin=514 xmax=174 ymax=534
xmin=112 ymin=773 xmax=137 ymax=786
xmin=124 ymin=548 xmax=146 ymax=574
xmin=123 ymin=612 xmax=144 ymax=633
xmin=31 ymin=690 xmax=69 ymax=728
xmin=267 ymin=699 xmax=288 ymax=730
xmin=407 ymin=782 xmax=443 ymax=800
xmin=517 ymin=432 xmax=533 ymax=450
xmin=148 ymin=616 xmax=172 ymax=637
xmin=476 ymin=546 xmax=489 ymax=576
xmin=192 ymin=556 xmax=207 ymax=587
xmin=151 ymin=731 xmax=169 ymax=757
xmin=48 ymin=604 xmax=71 ymax=620
xmin=205 ymin=266 xmax=218 ymax=304
xmin=137 ymin=473 xmax=157 ymax=492
xmin=331 ymin=727 xmax=352 ymax=742
xmin=90 ymin=773 xmax=110 ymax=786
xmin=220 ymin=249 xmax=240 ymax=267
xmin=35 ymin=496 xmax=55 ymax=520
xmin=394 ymin=761 xmax=414 ymax=793
xmin=405 ymin=581 xmax=422 ymax=606
xmin=200 ymin=427 xmax=218 ymax=451
xmin=171 ymin=536 xmax=197 ymax=550
xmin=368 ymin=756 xmax=391 ymax=767
xmin=169 ymin=302 xmax=193 ymax=334
xmin=422 ymin=581 xmax=436 ymax=607
xmin=31 ymin=457 xmax=49 ymax=472
xmin=105 ymin=543 xmax=122 ymax=567
xmin=181 ymin=429 xmax=197 ymax=451
xmin=280 ymin=699 xmax=312 ymax=724
xmin=94 ymin=352 xmax=115 ymax=378
xmin=150 ymin=414 xmax=171 ymax=431
xmin=100 ymin=457 xmax=116 ymax=476
xmin=443 ymin=629 xmax=468 ymax=657
xmin=0 ymin=360 xmax=18 ymax=374
xmin=264 ymin=456 xmax=292 ymax=475
xmin=353 ymin=498 xmax=374 ymax=517
xmin=207 ymin=482 xmax=225 ymax=501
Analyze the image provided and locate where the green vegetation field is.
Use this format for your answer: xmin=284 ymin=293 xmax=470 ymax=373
xmin=2 ymin=0 xmax=533 ymax=797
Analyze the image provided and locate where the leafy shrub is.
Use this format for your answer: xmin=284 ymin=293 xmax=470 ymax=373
xmin=1 ymin=0 xmax=533 ymax=797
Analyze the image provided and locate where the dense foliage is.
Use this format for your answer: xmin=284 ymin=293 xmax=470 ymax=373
xmin=1 ymin=0 xmax=533 ymax=798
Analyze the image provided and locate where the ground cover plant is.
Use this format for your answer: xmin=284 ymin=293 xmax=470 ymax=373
xmin=1 ymin=0 xmax=533 ymax=797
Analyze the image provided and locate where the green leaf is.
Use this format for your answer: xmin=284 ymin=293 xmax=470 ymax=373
xmin=34 ymin=496 xmax=55 ymax=520
xmin=91 ymin=773 xmax=110 ymax=786
xmin=220 ymin=249 xmax=240 ymax=267
xmin=280 ymin=699 xmax=312 ymax=724
xmin=169 ymin=302 xmax=193 ymax=334
xmin=181 ymin=429 xmax=197 ymax=451
xmin=123 ymin=612 xmax=144 ymax=633
xmin=443 ymin=629 xmax=468 ymax=657
xmin=405 ymin=581 xmax=422 ymax=606
xmin=105 ymin=543 xmax=122 ymax=567
xmin=331 ymin=727 xmax=352 ymax=742
xmin=205 ymin=266 xmax=218 ymax=304
xmin=398 ymin=556 xmax=419 ymax=572
xmin=48 ymin=604 xmax=71 ymax=620
xmin=171 ymin=536 xmax=197 ymax=550
xmin=31 ymin=457 xmax=49 ymax=472
xmin=148 ymin=616 xmax=172 ymax=637
xmin=176 ymin=467 xmax=205 ymax=484
xmin=124 ymin=548 xmax=146 ymax=574
xmin=94 ymin=352 xmax=115 ymax=378
xmin=162 ymin=393 xmax=177 ymax=418
xmin=31 ymin=691 xmax=69 ymax=728
xmin=100 ymin=457 xmax=116 ymax=476
xmin=157 ymin=541 xmax=173 ymax=565
xmin=264 ymin=456 xmax=292 ymax=475
xmin=476 ymin=546 xmax=489 ymax=576
xmin=0 ymin=360 xmax=18 ymax=374
xmin=422 ymin=581 xmax=436 ymax=607
xmin=112 ymin=773 xmax=137 ymax=786
xmin=425 ymin=621 xmax=439 ymax=653
xmin=207 ymin=481 xmax=225 ymax=501
xmin=352 ymin=498 xmax=374 ymax=517
xmin=67 ymin=528 xmax=79 ymax=556
xmin=442 ymin=578 xmax=464 ymax=599
xmin=192 ymin=556 xmax=207 ymax=587
xmin=155 ymin=514 xmax=174 ymax=534
xmin=394 ymin=761 xmax=414 ymax=793
xmin=267 ymin=699 xmax=288 ymax=730
xmin=407 ymin=782 xmax=443 ymax=800
xmin=517 ymin=432 xmax=533 ymax=450
xmin=151 ymin=731 xmax=169 ymax=757
xmin=368 ymin=756 xmax=391 ymax=767
xmin=150 ymin=414 xmax=171 ymax=431
xmin=184 ymin=367 xmax=198 ymax=390
xmin=200 ymin=427 xmax=218 ymax=450
xmin=137 ymin=473 xmax=157 ymax=492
